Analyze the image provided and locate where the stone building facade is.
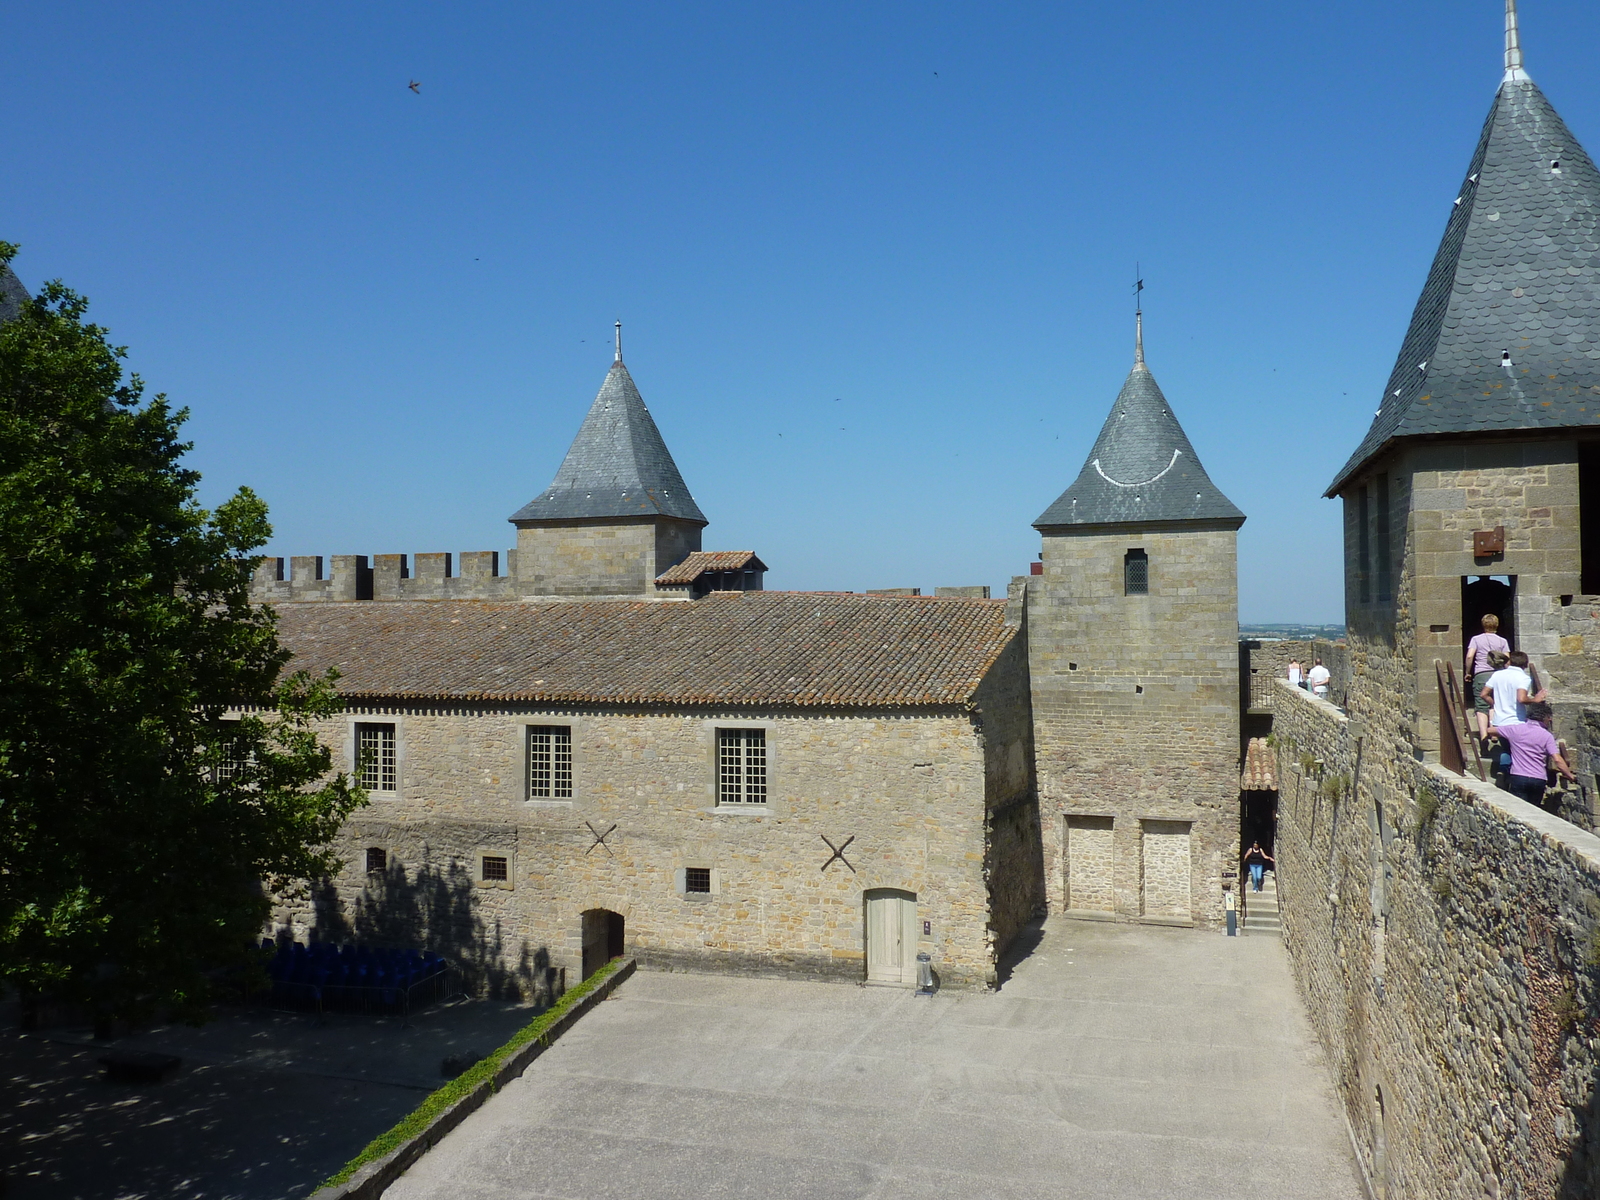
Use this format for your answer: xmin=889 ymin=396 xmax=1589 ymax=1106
xmin=1020 ymin=316 xmax=1245 ymax=929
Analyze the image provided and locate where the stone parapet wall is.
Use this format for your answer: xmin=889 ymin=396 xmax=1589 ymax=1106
xmin=1242 ymin=638 xmax=1350 ymax=712
xmin=250 ymin=552 xmax=518 ymax=604
xmin=1271 ymin=678 xmax=1600 ymax=1199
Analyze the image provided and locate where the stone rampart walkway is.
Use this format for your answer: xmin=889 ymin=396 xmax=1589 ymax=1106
xmin=385 ymin=918 xmax=1364 ymax=1200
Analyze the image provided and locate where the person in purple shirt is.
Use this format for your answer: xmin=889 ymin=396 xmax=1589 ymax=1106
xmin=1497 ymin=701 xmax=1575 ymax=809
xmin=1465 ymin=614 xmax=1510 ymax=747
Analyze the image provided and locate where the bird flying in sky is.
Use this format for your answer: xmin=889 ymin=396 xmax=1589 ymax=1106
xmin=408 ymin=80 xmax=420 ymax=94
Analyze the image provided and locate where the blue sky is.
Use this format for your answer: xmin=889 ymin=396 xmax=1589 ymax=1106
xmin=8 ymin=1 xmax=1600 ymax=622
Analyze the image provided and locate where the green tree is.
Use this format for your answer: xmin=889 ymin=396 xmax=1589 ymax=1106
xmin=0 ymin=244 xmax=365 ymax=1023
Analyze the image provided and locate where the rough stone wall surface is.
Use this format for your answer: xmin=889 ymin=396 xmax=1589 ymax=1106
xmin=1244 ymin=639 xmax=1351 ymax=713
xmin=514 ymin=517 xmax=701 ymax=598
xmin=269 ymin=700 xmax=1015 ymax=992
xmin=250 ymin=552 xmax=520 ymax=604
xmin=973 ymin=633 xmax=1043 ymax=955
xmin=1027 ymin=527 xmax=1240 ymax=928
xmin=1272 ymin=679 xmax=1600 ymax=1200
xmin=1344 ymin=443 xmax=1581 ymax=757
xmin=1064 ymin=816 xmax=1114 ymax=911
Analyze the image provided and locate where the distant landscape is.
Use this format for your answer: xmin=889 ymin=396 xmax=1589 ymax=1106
xmin=1239 ymin=623 xmax=1346 ymax=642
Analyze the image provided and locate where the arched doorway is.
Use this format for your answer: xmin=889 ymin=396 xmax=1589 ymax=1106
xmin=863 ymin=889 xmax=917 ymax=984
xmin=581 ymin=908 xmax=625 ymax=980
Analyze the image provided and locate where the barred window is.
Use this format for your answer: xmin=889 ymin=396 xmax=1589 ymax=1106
xmin=481 ymin=855 xmax=508 ymax=882
xmin=527 ymin=726 xmax=573 ymax=799
xmin=357 ymin=723 xmax=397 ymax=792
xmin=365 ymin=847 xmax=387 ymax=874
xmin=717 ymin=728 xmax=767 ymax=805
xmin=684 ymin=867 xmax=712 ymax=893
xmin=215 ymin=724 xmax=251 ymax=781
xmin=1124 ymin=548 xmax=1149 ymax=596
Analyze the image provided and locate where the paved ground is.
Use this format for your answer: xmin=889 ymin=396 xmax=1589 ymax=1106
xmin=0 ymin=997 xmax=540 ymax=1199
xmin=386 ymin=918 xmax=1365 ymax=1200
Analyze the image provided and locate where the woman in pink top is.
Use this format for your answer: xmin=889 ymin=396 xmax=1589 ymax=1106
xmin=1466 ymin=614 xmax=1509 ymax=744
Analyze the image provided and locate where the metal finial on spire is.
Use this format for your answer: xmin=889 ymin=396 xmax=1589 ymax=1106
xmin=1505 ymin=0 xmax=1529 ymax=82
xmin=614 ymin=320 xmax=622 ymax=364
xmin=1133 ymin=268 xmax=1146 ymax=368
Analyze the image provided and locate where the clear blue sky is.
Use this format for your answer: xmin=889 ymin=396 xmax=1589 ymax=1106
xmin=8 ymin=2 xmax=1600 ymax=622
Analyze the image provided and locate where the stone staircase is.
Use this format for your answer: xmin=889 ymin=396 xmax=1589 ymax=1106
xmin=1243 ymin=874 xmax=1281 ymax=937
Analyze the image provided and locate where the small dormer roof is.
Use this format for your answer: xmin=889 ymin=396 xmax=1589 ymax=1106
xmin=655 ymin=551 xmax=767 ymax=586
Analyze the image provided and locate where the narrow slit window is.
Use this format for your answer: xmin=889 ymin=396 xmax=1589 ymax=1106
xmin=1376 ymin=473 xmax=1392 ymax=603
xmin=1124 ymin=549 xmax=1148 ymax=596
xmin=481 ymin=855 xmax=508 ymax=882
xmin=718 ymin=729 xmax=768 ymax=804
xmin=527 ymin=726 xmax=573 ymax=799
xmin=1358 ymin=486 xmax=1371 ymax=604
xmin=356 ymin=723 xmax=397 ymax=792
xmin=684 ymin=867 xmax=712 ymax=893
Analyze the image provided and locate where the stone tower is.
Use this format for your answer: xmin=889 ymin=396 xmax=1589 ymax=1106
xmin=1027 ymin=314 xmax=1245 ymax=927
xmin=1327 ymin=0 xmax=1600 ymax=770
xmin=509 ymin=326 xmax=707 ymax=598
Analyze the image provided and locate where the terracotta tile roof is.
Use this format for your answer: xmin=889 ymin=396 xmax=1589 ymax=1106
xmin=655 ymin=551 xmax=767 ymax=586
xmin=1241 ymin=737 xmax=1276 ymax=792
xmin=272 ymin=592 xmax=1015 ymax=710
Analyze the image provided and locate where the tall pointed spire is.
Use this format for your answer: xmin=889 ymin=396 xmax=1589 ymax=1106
xmin=1328 ymin=4 xmax=1600 ymax=495
xmin=1505 ymin=0 xmax=1529 ymax=82
xmin=509 ymin=351 xmax=707 ymax=526
xmin=1035 ymin=310 xmax=1242 ymax=530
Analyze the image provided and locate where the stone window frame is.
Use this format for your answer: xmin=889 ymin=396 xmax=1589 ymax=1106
xmin=703 ymin=719 xmax=778 ymax=815
xmin=364 ymin=846 xmax=388 ymax=875
xmin=1124 ymin=548 xmax=1149 ymax=596
xmin=674 ymin=864 xmax=722 ymax=902
xmin=475 ymin=846 xmax=515 ymax=890
xmin=347 ymin=715 xmax=405 ymax=798
xmin=523 ymin=718 xmax=581 ymax=806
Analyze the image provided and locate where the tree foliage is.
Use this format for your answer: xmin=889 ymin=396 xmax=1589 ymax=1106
xmin=0 ymin=244 xmax=365 ymax=1021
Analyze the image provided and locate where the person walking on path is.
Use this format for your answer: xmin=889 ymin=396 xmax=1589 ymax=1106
xmin=1465 ymin=615 xmax=1510 ymax=745
xmin=1496 ymin=701 xmax=1575 ymax=809
xmin=1243 ymin=842 xmax=1275 ymax=892
xmin=1483 ymin=650 xmax=1545 ymax=733
xmin=1307 ymin=659 xmax=1331 ymax=698
xmin=1287 ymin=660 xmax=1303 ymax=689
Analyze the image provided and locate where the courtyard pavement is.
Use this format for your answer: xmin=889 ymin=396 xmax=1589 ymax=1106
xmin=385 ymin=918 xmax=1366 ymax=1200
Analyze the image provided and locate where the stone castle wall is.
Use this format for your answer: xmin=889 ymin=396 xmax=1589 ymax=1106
xmin=268 ymin=700 xmax=1025 ymax=994
xmin=1242 ymin=638 xmax=1351 ymax=713
xmin=251 ymin=551 xmax=518 ymax=604
xmin=1271 ymin=679 xmax=1600 ymax=1199
xmin=1027 ymin=526 xmax=1240 ymax=928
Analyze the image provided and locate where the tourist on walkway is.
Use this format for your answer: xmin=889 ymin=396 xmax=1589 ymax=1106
xmin=1307 ymin=659 xmax=1330 ymax=698
xmin=1243 ymin=842 xmax=1274 ymax=892
xmin=1465 ymin=614 xmax=1509 ymax=745
xmin=1497 ymin=701 xmax=1575 ymax=809
xmin=1287 ymin=659 xmax=1303 ymax=688
xmin=1483 ymin=650 xmax=1545 ymax=731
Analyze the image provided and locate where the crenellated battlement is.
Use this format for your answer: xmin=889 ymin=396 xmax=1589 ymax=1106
xmin=250 ymin=551 xmax=518 ymax=603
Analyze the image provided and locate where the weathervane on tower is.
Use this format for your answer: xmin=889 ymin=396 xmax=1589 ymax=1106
xmin=1133 ymin=265 xmax=1145 ymax=368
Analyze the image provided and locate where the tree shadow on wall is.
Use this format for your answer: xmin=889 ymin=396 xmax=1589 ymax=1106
xmin=287 ymin=860 xmax=559 ymax=1004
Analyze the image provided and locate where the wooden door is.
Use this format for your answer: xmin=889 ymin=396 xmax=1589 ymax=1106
xmin=864 ymin=889 xmax=917 ymax=983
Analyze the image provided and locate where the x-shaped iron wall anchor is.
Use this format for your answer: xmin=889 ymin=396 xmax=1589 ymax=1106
xmin=820 ymin=834 xmax=856 ymax=873
xmin=585 ymin=821 xmax=618 ymax=856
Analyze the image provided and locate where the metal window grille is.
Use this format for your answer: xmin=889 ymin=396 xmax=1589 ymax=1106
xmin=718 ymin=728 xmax=767 ymax=804
xmin=684 ymin=867 xmax=712 ymax=893
xmin=1124 ymin=550 xmax=1149 ymax=596
xmin=481 ymin=855 xmax=508 ymax=882
xmin=366 ymin=847 xmax=387 ymax=873
xmin=528 ymin=726 xmax=573 ymax=798
xmin=357 ymin=723 xmax=397 ymax=791
xmin=217 ymin=732 xmax=250 ymax=781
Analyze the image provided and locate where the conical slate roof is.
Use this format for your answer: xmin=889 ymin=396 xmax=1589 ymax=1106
xmin=0 ymin=263 xmax=28 ymax=324
xmin=510 ymin=358 xmax=707 ymax=525
xmin=1034 ymin=335 xmax=1244 ymax=530
xmin=1328 ymin=67 xmax=1600 ymax=494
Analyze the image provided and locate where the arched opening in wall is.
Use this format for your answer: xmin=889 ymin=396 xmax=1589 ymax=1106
xmin=863 ymin=888 xmax=918 ymax=984
xmin=1461 ymin=575 xmax=1516 ymax=658
xmin=580 ymin=909 xmax=625 ymax=980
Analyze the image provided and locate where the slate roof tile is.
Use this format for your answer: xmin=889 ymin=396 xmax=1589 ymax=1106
xmin=509 ymin=360 xmax=707 ymax=525
xmin=1331 ymin=74 xmax=1600 ymax=493
xmin=273 ymin=592 xmax=1015 ymax=710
